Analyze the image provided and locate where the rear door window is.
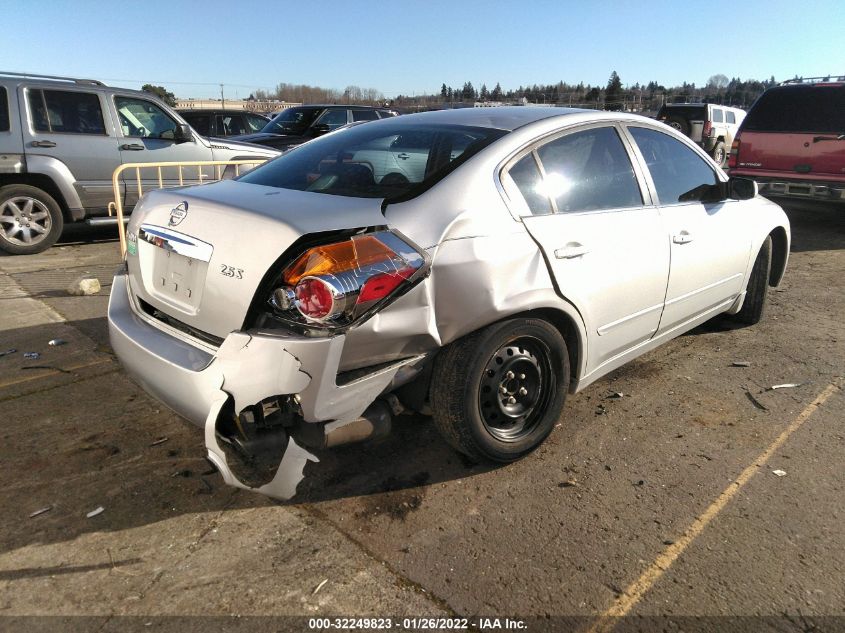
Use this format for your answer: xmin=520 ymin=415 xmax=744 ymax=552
xmin=743 ymin=85 xmax=845 ymax=133
xmin=726 ymin=111 xmax=736 ymax=124
xmin=629 ymin=126 xmax=718 ymax=205
xmin=216 ymin=114 xmax=246 ymax=136
xmin=29 ymin=89 xmax=105 ymax=135
xmin=711 ymin=109 xmax=724 ymax=123
xmin=0 ymin=86 xmax=9 ymax=132
xmin=534 ymin=126 xmax=643 ymax=213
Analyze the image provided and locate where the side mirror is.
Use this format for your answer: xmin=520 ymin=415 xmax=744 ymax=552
xmin=174 ymin=123 xmax=193 ymax=143
xmin=728 ymin=177 xmax=758 ymax=200
xmin=310 ymin=123 xmax=330 ymax=136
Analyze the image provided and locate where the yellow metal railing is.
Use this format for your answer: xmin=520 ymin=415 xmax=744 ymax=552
xmin=111 ymin=159 xmax=268 ymax=257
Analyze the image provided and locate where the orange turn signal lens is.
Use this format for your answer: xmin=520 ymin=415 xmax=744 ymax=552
xmin=282 ymin=235 xmax=397 ymax=285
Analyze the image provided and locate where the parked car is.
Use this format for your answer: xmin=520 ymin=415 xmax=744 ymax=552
xmin=656 ymin=103 xmax=745 ymax=165
xmin=0 ymin=71 xmax=279 ymax=255
xmin=728 ymin=76 xmax=845 ymax=205
xmin=109 ymin=107 xmax=790 ymax=500
xmin=230 ymin=104 xmax=398 ymax=151
xmin=177 ymin=108 xmax=269 ymax=138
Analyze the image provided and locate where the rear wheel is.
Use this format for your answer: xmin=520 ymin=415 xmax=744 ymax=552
xmin=732 ymin=236 xmax=772 ymax=326
xmin=0 ymin=185 xmax=64 ymax=255
xmin=430 ymin=318 xmax=569 ymax=462
xmin=711 ymin=141 xmax=726 ymax=166
xmin=665 ymin=116 xmax=690 ymax=135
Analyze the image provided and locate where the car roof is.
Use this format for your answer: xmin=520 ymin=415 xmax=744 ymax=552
xmin=376 ymin=106 xmax=610 ymax=132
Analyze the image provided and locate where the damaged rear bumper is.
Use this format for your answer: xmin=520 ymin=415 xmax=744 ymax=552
xmin=108 ymin=273 xmax=423 ymax=498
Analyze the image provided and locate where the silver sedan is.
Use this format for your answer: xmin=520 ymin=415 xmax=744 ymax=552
xmin=108 ymin=107 xmax=790 ymax=499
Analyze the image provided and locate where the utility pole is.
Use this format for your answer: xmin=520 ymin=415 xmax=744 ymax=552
xmin=220 ymin=84 xmax=225 ymax=109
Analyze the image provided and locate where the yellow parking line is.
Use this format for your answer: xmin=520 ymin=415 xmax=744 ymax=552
xmin=586 ymin=380 xmax=841 ymax=633
xmin=0 ymin=357 xmax=114 ymax=389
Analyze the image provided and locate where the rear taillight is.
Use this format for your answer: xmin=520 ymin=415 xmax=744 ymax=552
xmin=702 ymin=120 xmax=712 ymax=137
xmin=268 ymin=230 xmax=428 ymax=328
xmin=728 ymin=136 xmax=741 ymax=169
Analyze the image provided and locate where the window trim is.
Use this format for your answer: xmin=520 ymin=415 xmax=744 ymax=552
xmin=498 ymin=121 xmax=653 ymax=219
xmin=621 ymin=123 xmax=726 ymax=208
xmin=26 ymin=87 xmax=108 ymax=136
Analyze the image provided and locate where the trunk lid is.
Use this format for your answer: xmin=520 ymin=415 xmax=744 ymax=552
xmin=126 ymin=180 xmax=387 ymax=339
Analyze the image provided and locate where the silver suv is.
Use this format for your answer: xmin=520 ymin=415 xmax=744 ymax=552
xmin=0 ymin=71 xmax=278 ymax=255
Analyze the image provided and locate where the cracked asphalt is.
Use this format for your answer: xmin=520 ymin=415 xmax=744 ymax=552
xmin=0 ymin=202 xmax=842 ymax=632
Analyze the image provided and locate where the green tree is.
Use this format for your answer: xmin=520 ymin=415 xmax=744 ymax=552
xmin=479 ymin=83 xmax=489 ymax=101
xmin=141 ymin=84 xmax=177 ymax=106
xmin=604 ymin=71 xmax=623 ymax=111
xmin=441 ymin=83 xmax=448 ymax=100
xmin=491 ymin=82 xmax=502 ymax=100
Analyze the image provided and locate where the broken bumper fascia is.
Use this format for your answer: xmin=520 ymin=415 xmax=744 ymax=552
xmin=109 ymin=272 xmax=423 ymax=498
xmin=109 ymin=272 xmax=416 ymax=426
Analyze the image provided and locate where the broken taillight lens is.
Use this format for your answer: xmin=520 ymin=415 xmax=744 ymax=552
xmin=269 ymin=230 xmax=428 ymax=328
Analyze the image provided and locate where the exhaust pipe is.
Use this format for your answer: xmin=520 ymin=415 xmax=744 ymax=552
xmin=295 ymin=400 xmax=392 ymax=449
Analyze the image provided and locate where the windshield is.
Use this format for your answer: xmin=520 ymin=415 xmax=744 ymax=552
xmin=238 ymin=122 xmax=507 ymax=201
xmin=743 ymin=86 xmax=845 ymax=134
xmin=260 ymin=107 xmax=322 ymax=135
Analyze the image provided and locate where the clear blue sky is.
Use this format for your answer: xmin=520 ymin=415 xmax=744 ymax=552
xmin=2 ymin=0 xmax=843 ymax=99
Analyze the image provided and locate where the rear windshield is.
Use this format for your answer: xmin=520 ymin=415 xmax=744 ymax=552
xmin=743 ymin=85 xmax=845 ymax=133
xmin=239 ymin=122 xmax=507 ymax=201
xmin=657 ymin=105 xmax=706 ymax=121
xmin=0 ymin=86 xmax=9 ymax=132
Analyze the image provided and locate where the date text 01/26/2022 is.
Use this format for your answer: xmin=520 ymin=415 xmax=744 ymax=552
xmin=307 ymin=617 xmax=527 ymax=630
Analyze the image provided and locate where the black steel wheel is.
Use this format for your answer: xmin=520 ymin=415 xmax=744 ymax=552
xmin=431 ymin=318 xmax=569 ymax=462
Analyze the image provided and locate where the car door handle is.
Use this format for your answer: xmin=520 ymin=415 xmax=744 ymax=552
xmin=396 ymin=152 xmax=409 ymax=160
xmin=554 ymin=243 xmax=589 ymax=259
xmin=31 ymin=140 xmax=56 ymax=148
xmin=672 ymin=231 xmax=694 ymax=244
xmin=121 ymin=143 xmax=145 ymax=151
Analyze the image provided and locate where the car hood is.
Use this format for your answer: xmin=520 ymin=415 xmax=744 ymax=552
xmin=205 ymin=136 xmax=281 ymax=156
xmin=125 ymin=180 xmax=387 ymax=339
xmin=229 ymin=132 xmax=299 ymax=144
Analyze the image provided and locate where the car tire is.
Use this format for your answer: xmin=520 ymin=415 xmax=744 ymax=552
xmin=430 ymin=318 xmax=569 ymax=463
xmin=712 ymin=141 xmax=726 ymax=166
xmin=665 ymin=116 xmax=690 ymax=135
xmin=733 ymin=236 xmax=772 ymax=326
xmin=0 ymin=185 xmax=64 ymax=255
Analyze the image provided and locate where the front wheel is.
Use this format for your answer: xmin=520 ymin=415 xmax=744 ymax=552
xmin=0 ymin=185 xmax=64 ymax=255
xmin=430 ymin=318 xmax=569 ymax=462
xmin=732 ymin=236 xmax=772 ymax=326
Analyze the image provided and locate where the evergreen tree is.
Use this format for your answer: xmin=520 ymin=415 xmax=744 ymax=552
xmin=491 ymin=82 xmax=502 ymax=100
xmin=604 ymin=71 xmax=623 ymax=111
xmin=480 ymin=83 xmax=489 ymax=101
xmin=441 ymin=83 xmax=448 ymax=100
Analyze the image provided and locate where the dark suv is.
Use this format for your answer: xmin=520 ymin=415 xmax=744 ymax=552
xmin=231 ymin=105 xmax=398 ymax=151
xmin=177 ymin=108 xmax=269 ymax=138
xmin=729 ymin=76 xmax=845 ymax=205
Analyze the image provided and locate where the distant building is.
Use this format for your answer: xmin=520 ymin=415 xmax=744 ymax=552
xmin=175 ymin=98 xmax=301 ymax=114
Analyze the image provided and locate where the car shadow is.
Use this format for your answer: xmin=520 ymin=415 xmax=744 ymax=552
xmin=778 ymin=200 xmax=845 ymax=253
